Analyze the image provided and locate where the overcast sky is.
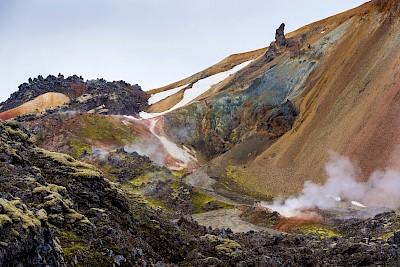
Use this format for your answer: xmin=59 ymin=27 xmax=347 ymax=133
xmin=0 ymin=0 xmax=368 ymax=102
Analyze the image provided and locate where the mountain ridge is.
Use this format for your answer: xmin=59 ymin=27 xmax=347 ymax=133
xmin=2 ymin=1 xmax=400 ymax=265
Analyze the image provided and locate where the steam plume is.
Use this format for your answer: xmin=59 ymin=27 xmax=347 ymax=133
xmin=264 ymin=152 xmax=400 ymax=217
xmin=90 ymin=148 xmax=111 ymax=161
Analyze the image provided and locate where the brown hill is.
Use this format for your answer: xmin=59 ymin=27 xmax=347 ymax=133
xmin=155 ymin=0 xmax=400 ymax=198
xmin=0 ymin=92 xmax=70 ymax=120
xmin=242 ymin=0 xmax=400 ymax=196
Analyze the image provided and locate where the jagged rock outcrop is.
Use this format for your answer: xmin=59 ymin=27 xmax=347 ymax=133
xmin=275 ymin=23 xmax=287 ymax=46
xmin=81 ymin=148 xmax=200 ymax=214
xmin=0 ymin=75 xmax=148 ymax=118
xmin=265 ymin=42 xmax=278 ymax=63
xmin=265 ymin=23 xmax=289 ymax=62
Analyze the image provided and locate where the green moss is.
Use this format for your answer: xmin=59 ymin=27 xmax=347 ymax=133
xmin=57 ymin=231 xmax=95 ymax=261
xmin=172 ymin=169 xmax=188 ymax=178
xmin=69 ymin=139 xmax=91 ymax=159
xmin=190 ymin=190 xmax=234 ymax=213
xmin=379 ymin=232 xmax=395 ymax=241
xmin=221 ymin=163 xmax=273 ymax=201
xmin=0 ymin=214 xmax=12 ymax=228
xmin=36 ymin=209 xmax=48 ymax=221
xmin=128 ymin=171 xmax=171 ymax=188
xmin=204 ymin=234 xmax=242 ymax=257
xmin=64 ymin=114 xmax=137 ymax=159
xmin=98 ymin=165 xmax=119 ymax=181
xmin=146 ymin=198 xmax=171 ymax=211
xmin=62 ymin=243 xmax=89 ymax=256
xmin=32 ymin=148 xmax=102 ymax=178
xmin=0 ymin=199 xmax=40 ymax=229
xmin=79 ymin=114 xmax=135 ymax=144
xmin=128 ymin=174 xmax=154 ymax=187
xmin=169 ymin=181 xmax=180 ymax=191
xmin=295 ymin=224 xmax=342 ymax=239
xmin=386 ymin=260 xmax=400 ymax=267
xmin=226 ymin=164 xmax=243 ymax=181
xmin=3 ymin=126 xmax=29 ymax=142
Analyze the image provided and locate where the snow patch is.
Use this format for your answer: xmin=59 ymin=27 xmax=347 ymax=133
xmin=148 ymin=84 xmax=189 ymax=105
xmin=328 ymin=195 xmax=342 ymax=202
xmin=139 ymin=111 xmax=162 ymax=119
xmin=351 ymin=201 xmax=367 ymax=208
xmin=140 ymin=60 xmax=252 ymax=119
xmin=171 ymin=60 xmax=252 ymax=110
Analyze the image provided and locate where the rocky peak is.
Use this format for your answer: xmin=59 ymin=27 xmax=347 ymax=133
xmin=0 ymin=74 xmax=149 ymax=118
xmin=265 ymin=23 xmax=289 ymax=62
xmin=275 ymin=23 xmax=287 ymax=46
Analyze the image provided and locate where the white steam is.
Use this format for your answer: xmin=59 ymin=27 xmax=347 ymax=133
xmin=121 ymin=116 xmax=197 ymax=170
xmin=264 ymin=152 xmax=400 ymax=217
xmin=90 ymin=148 xmax=111 ymax=161
xmin=124 ymin=142 xmax=165 ymax=167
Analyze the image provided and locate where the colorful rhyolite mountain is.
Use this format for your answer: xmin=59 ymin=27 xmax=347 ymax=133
xmin=2 ymin=1 xmax=400 ymax=266
xmin=1 ymin=0 xmax=399 ymax=199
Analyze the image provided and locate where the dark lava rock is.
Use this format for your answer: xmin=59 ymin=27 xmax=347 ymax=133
xmin=265 ymin=23 xmax=289 ymax=62
xmin=0 ymin=75 xmax=149 ymax=117
xmin=275 ymin=23 xmax=287 ymax=46
xmin=0 ymin=120 xmax=187 ymax=266
xmin=265 ymin=42 xmax=278 ymax=63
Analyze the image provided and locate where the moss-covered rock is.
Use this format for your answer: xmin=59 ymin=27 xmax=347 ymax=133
xmin=204 ymin=234 xmax=242 ymax=257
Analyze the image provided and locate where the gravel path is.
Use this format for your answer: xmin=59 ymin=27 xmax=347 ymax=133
xmin=185 ymin=168 xmax=279 ymax=233
xmin=192 ymin=208 xmax=280 ymax=234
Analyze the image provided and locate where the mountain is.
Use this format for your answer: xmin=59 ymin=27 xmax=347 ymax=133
xmin=1 ymin=0 xmax=399 ymax=209
xmin=1 ymin=0 xmax=400 ymax=266
xmin=145 ymin=0 xmax=400 ymax=198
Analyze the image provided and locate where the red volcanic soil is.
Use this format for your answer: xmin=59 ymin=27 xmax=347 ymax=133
xmin=274 ymin=210 xmax=322 ymax=232
xmin=346 ymin=74 xmax=400 ymax=174
xmin=0 ymin=92 xmax=70 ymax=120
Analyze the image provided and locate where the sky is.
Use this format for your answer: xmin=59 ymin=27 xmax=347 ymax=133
xmin=0 ymin=0 xmax=368 ymax=102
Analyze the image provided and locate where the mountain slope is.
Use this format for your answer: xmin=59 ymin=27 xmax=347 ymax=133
xmin=244 ymin=0 xmax=400 ymax=196
xmin=146 ymin=48 xmax=265 ymax=113
xmin=2 ymin=1 xmax=400 ymax=265
xmin=151 ymin=0 xmax=400 ymax=197
xmin=0 ymin=92 xmax=70 ymax=120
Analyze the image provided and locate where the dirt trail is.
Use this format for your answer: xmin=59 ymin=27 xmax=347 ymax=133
xmin=192 ymin=208 xmax=279 ymax=234
xmin=185 ymin=168 xmax=279 ymax=233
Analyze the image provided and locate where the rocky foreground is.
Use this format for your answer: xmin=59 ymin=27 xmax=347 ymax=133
xmin=1 ymin=120 xmax=400 ymax=266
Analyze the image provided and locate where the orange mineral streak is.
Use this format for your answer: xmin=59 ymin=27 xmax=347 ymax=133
xmin=275 ymin=209 xmax=322 ymax=232
xmin=0 ymin=92 xmax=70 ymax=120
